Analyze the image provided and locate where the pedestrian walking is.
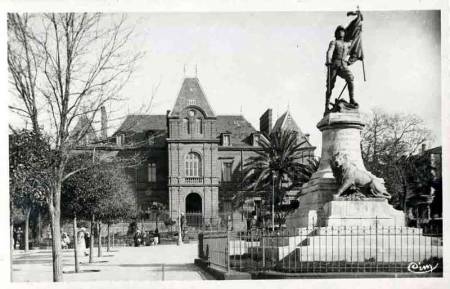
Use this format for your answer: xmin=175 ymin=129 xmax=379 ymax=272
xmin=78 ymin=228 xmax=88 ymax=256
xmin=154 ymin=229 xmax=160 ymax=245
xmin=13 ymin=227 xmax=18 ymax=249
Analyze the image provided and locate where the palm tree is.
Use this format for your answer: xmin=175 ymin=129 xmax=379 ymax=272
xmin=238 ymin=129 xmax=318 ymax=230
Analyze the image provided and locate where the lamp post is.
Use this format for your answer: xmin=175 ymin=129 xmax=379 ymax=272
xmin=272 ymin=172 xmax=275 ymax=232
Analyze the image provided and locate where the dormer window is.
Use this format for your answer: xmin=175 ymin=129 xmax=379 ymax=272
xmin=222 ymin=133 xmax=231 ymax=146
xmin=116 ymin=134 xmax=125 ymax=146
xmin=252 ymin=133 xmax=261 ymax=146
xmin=148 ymin=135 xmax=155 ymax=145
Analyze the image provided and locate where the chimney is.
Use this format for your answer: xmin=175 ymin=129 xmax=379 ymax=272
xmin=259 ymin=109 xmax=272 ymax=137
xmin=304 ymin=133 xmax=310 ymax=142
xmin=101 ymin=106 xmax=107 ymax=140
xmin=166 ymin=110 xmax=171 ymax=133
xmin=422 ymin=143 xmax=427 ymax=154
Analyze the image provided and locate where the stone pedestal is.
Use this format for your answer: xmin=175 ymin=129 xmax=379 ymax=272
xmin=286 ymin=111 xmax=405 ymax=230
xmin=323 ymin=199 xmax=405 ymax=227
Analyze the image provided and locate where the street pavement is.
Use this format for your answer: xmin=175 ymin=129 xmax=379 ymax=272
xmin=12 ymin=242 xmax=214 ymax=282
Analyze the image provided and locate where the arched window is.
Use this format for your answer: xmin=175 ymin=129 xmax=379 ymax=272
xmin=185 ymin=152 xmax=202 ymax=177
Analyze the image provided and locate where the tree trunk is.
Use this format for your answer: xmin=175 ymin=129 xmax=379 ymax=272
xmin=97 ymin=222 xmax=102 ymax=257
xmin=49 ymin=195 xmax=63 ymax=282
xmin=24 ymin=207 xmax=31 ymax=252
xmin=10 ymin=223 xmax=14 ymax=282
xmin=73 ymin=215 xmax=79 ymax=273
xmin=107 ymin=223 xmax=111 ymax=252
xmin=37 ymin=211 xmax=42 ymax=246
xmin=89 ymin=214 xmax=95 ymax=263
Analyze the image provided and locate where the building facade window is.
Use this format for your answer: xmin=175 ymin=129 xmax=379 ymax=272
xmin=196 ymin=118 xmax=202 ymax=134
xmin=116 ymin=134 xmax=125 ymax=146
xmin=183 ymin=118 xmax=190 ymax=134
xmin=185 ymin=152 xmax=202 ymax=177
xmin=222 ymin=161 xmax=233 ymax=182
xmin=148 ymin=163 xmax=157 ymax=182
xmin=222 ymin=134 xmax=230 ymax=146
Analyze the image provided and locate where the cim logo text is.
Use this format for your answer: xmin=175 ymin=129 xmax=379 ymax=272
xmin=407 ymin=262 xmax=438 ymax=274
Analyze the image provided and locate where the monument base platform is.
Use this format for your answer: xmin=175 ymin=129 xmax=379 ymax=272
xmin=286 ymin=186 xmax=406 ymax=230
xmin=323 ymin=199 xmax=405 ymax=227
xmin=285 ymin=177 xmax=336 ymax=229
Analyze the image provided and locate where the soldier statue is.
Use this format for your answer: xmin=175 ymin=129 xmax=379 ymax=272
xmin=325 ymin=10 xmax=364 ymax=114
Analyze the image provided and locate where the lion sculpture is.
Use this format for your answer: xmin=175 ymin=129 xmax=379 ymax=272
xmin=330 ymin=152 xmax=391 ymax=199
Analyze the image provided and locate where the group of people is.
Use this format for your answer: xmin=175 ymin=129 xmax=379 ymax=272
xmin=134 ymin=229 xmax=160 ymax=247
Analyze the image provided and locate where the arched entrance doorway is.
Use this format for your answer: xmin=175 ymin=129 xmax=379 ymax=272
xmin=186 ymin=193 xmax=202 ymax=226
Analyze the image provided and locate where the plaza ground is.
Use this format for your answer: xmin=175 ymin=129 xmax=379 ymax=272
xmin=12 ymin=242 xmax=214 ymax=282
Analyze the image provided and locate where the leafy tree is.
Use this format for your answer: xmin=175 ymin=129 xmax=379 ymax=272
xmin=62 ymin=153 xmax=111 ymax=265
xmin=393 ymin=153 xmax=440 ymax=223
xmin=96 ymin=164 xmax=137 ymax=253
xmin=62 ymin=152 xmax=138 ymax=269
xmin=240 ymin=129 xmax=315 ymax=228
xmin=9 ymin=129 xmax=52 ymax=252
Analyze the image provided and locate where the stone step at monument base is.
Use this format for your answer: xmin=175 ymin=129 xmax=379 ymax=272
xmin=302 ymin=226 xmax=424 ymax=236
xmin=247 ymin=237 xmax=442 ymax=263
xmin=282 ymin=241 xmax=443 ymax=263
xmin=228 ymin=239 xmax=260 ymax=255
xmin=245 ymin=226 xmax=441 ymax=262
xmin=245 ymin=228 xmax=317 ymax=260
xmin=295 ymin=234 xmax=439 ymax=249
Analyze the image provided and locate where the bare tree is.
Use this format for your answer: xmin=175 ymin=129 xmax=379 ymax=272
xmin=8 ymin=14 xmax=41 ymax=134
xmin=8 ymin=13 xmax=142 ymax=281
xmin=361 ymin=108 xmax=434 ymax=211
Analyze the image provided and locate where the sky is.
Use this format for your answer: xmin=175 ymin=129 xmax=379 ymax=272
xmin=8 ymin=11 xmax=442 ymax=153
xmin=110 ymin=10 xmax=441 ymax=153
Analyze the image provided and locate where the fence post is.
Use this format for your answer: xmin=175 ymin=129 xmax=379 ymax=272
xmin=375 ymin=216 xmax=378 ymax=263
xmin=262 ymin=231 xmax=266 ymax=268
xmin=226 ymin=229 xmax=231 ymax=273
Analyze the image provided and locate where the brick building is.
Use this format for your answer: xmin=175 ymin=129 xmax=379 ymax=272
xmin=95 ymin=77 xmax=315 ymax=223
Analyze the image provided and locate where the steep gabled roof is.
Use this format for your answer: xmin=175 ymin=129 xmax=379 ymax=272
xmin=115 ymin=115 xmax=167 ymax=135
xmin=273 ymin=110 xmax=313 ymax=147
xmin=216 ymin=115 xmax=257 ymax=146
xmin=113 ymin=113 xmax=258 ymax=146
xmin=170 ymin=78 xmax=215 ymax=117
xmin=273 ymin=111 xmax=301 ymax=132
xmin=71 ymin=115 xmax=98 ymax=141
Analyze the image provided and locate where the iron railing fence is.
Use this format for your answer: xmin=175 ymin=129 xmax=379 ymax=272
xmin=198 ymin=225 xmax=443 ymax=274
xmin=184 ymin=212 xmax=244 ymax=229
